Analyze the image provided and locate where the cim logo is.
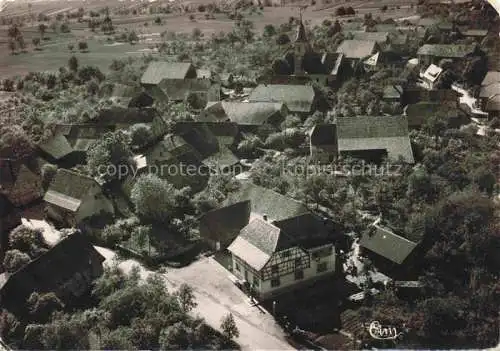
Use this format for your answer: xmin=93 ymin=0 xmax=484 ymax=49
xmin=367 ymin=321 xmax=404 ymax=340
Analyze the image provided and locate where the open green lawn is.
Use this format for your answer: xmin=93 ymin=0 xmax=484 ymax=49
xmin=0 ymin=35 xmax=156 ymax=78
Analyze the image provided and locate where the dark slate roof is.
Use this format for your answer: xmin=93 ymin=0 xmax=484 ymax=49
xmin=321 ymin=52 xmax=344 ymax=75
xmin=336 ymin=40 xmax=377 ymax=59
xmin=0 ymin=159 xmax=42 ymax=207
xmin=141 ymin=62 xmax=195 ymax=85
xmin=202 ymin=145 xmax=239 ymax=170
xmin=360 ymin=223 xmax=419 ymax=264
xmin=485 ymin=95 xmax=500 ymax=112
xmin=200 ymin=102 xmax=230 ymax=122
xmin=38 ymin=133 xmax=73 ymax=160
xmin=95 ymin=107 xmax=157 ymax=125
xmin=44 ymin=169 xmax=98 ymax=211
xmin=0 ymin=231 xmax=105 ymax=307
xmin=417 ymin=44 xmax=477 ymax=58
xmin=199 ymin=201 xmax=251 ymax=245
xmin=178 ymin=124 xmax=219 ymax=158
xmin=310 ymin=124 xmax=336 ymax=146
xmin=224 ymin=182 xmax=309 ymax=222
xmin=273 ymin=213 xmax=336 ymax=249
xmin=336 ymin=116 xmax=414 ymax=163
xmin=248 ymin=84 xmax=315 ymax=113
xmin=228 ymin=213 xmax=335 ymax=271
xmin=157 ymin=79 xmax=218 ymax=101
xmin=146 ymin=134 xmax=203 ymax=165
xmin=296 ymin=20 xmax=308 ymax=42
xmin=174 ymin=121 xmax=239 ymax=147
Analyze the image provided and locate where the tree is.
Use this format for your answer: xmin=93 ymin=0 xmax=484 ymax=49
xmin=78 ymin=65 xmax=104 ymax=82
xmin=192 ymin=27 xmax=202 ymax=40
xmin=335 ymin=6 xmax=346 ymax=16
xmin=7 ymin=24 xmax=20 ymax=41
xmin=3 ymin=250 xmax=31 ymax=273
xmin=60 ymin=22 xmax=71 ymax=33
xmin=101 ymin=9 xmax=114 ymax=34
xmin=32 ymin=37 xmax=41 ymax=49
xmin=16 ymin=35 xmax=26 ymax=52
xmin=27 ymin=292 xmax=64 ymax=323
xmin=220 ymin=313 xmax=239 ymax=340
xmin=159 ymin=322 xmax=191 ymax=349
xmin=129 ymin=123 xmax=153 ymax=149
xmin=276 ymin=33 xmax=290 ymax=45
xmin=175 ymin=284 xmax=197 ymax=313
xmin=78 ymin=40 xmax=88 ymax=52
xmin=471 ymin=166 xmax=496 ymax=195
xmin=346 ymin=6 xmax=355 ymax=15
xmin=38 ymin=23 xmax=47 ymax=40
xmin=328 ymin=20 xmax=342 ymax=36
xmin=263 ymin=24 xmax=276 ymax=37
xmin=41 ymin=163 xmax=58 ymax=190
xmin=130 ymin=174 xmax=180 ymax=223
xmin=87 ymin=131 xmax=131 ymax=182
xmin=9 ymin=225 xmax=47 ymax=256
xmin=128 ymin=31 xmax=139 ymax=44
xmin=8 ymin=40 xmax=16 ymax=54
xmin=68 ymin=55 xmax=79 ymax=72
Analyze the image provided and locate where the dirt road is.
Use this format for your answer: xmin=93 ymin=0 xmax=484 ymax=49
xmin=95 ymin=247 xmax=293 ymax=351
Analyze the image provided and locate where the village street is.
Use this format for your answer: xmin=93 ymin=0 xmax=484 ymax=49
xmin=94 ymin=247 xmax=293 ymax=351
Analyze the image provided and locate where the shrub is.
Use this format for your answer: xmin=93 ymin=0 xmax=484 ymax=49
xmin=78 ymin=41 xmax=88 ymax=51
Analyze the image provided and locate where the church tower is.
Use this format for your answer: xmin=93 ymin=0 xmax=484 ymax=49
xmin=294 ymin=13 xmax=311 ymax=76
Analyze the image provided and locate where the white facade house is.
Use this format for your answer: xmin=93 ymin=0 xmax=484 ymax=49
xmin=44 ymin=169 xmax=114 ymax=226
xmin=420 ymin=64 xmax=443 ymax=90
xmin=228 ymin=217 xmax=336 ymax=300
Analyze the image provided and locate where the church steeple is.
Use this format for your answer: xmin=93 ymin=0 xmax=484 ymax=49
xmin=293 ymin=10 xmax=310 ymax=75
xmin=296 ymin=17 xmax=307 ymax=42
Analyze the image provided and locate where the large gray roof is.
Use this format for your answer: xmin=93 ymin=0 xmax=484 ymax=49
xmin=417 ymin=44 xmax=477 ymax=58
xmin=360 ymin=223 xmax=418 ymax=264
xmin=140 ymin=62 xmax=195 ymax=85
xmin=220 ymin=101 xmax=286 ymax=125
xmin=336 ymin=40 xmax=377 ymax=59
xmin=248 ymin=84 xmax=315 ymax=113
xmin=224 ymin=182 xmax=309 ymax=222
xmin=336 ymin=116 xmax=414 ymax=163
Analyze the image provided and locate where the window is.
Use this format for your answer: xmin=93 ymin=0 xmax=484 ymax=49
xmin=295 ymin=258 xmax=301 ymax=268
xmin=253 ymin=276 xmax=259 ymax=287
xmin=295 ymin=269 xmax=304 ymax=280
xmin=317 ymin=262 xmax=327 ymax=273
xmin=235 ymin=263 xmax=240 ymax=272
xmin=271 ymin=278 xmax=281 ymax=287
xmin=282 ymin=251 xmax=290 ymax=257
xmin=271 ymin=264 xmax=278 ymax=274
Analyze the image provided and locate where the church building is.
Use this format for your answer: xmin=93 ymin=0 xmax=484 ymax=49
xmin=262 ymin=17 xmax=350 ymax=88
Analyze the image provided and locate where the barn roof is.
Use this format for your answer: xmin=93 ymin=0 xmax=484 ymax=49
xmin=44 ymin=169 xmax=98 ymax=212
xmin=140 ymin=61 xmax=195 ymax=85
xmin=336 ymin=116 xmax=414 ymax=163
xmin=417 ymin=44 xmax=477 ymax=58
xmin=360 ymin=223 xmax=419 ymax=264
xmin=336 ymin=40 xmax=377 ymax=59
xmin=248 ymin=84 xmax=315 ymax=113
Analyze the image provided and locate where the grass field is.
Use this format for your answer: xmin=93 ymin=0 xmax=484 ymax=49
xmin=0 ymin=0 xmax=418 ymax=78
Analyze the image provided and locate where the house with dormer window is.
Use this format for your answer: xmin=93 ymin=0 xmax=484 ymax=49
xmin=227 ymin=215 xmax=337 ymax=300
xmin=203 ymin=182 xmax=340 ymax=300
